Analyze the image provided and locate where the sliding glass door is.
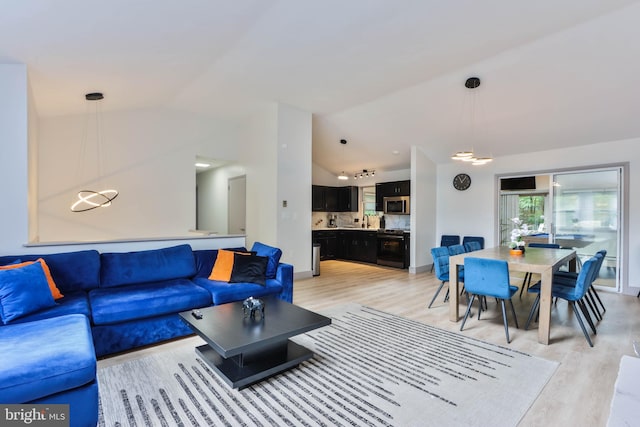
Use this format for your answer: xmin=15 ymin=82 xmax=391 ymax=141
xmin=551 ymin=168 xmax=621 ymax=290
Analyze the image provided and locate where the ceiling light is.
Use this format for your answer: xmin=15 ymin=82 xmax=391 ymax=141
xmin=472 ymin=157 xmax=493 ymax=165
xmin=452 ymin=151 xmax=474 ymax=160
xmin=70 ymin=92 xmax=119 ymax=212
xmin=338 ymin=172 xmax=348 ymax=180
xmin=451 ymin=77 xmax=494 ymax=166
xmin=195 ymin=162 xmax=211 ymax=168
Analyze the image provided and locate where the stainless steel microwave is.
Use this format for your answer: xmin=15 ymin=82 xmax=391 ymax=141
xmin=383 ymin=196 xmax=410 ymax=215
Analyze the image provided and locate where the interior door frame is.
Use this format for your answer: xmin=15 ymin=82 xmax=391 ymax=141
xmin=495 ymin=162 xmax=629 ymax=293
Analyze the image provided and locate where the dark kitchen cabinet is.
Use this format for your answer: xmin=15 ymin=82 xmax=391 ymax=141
xmin=312 ymin=186 xmax=338 ymax=212
xmin=375 ymin=180 xmax=410 ymax=211
xmin=312 ymin=230 xmax=337 ymax=260
xmin=313 ymin=185 xmax=357 ymax=212
xmin=335 ymin=230 xmax=377 ymax=263
xmin=360 ymin=231 xmax=378 ymax=263
xmin=337 ymin=186 xmax=358 ymax=212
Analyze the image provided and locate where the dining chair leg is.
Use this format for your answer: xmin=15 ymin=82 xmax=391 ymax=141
xmin=584 ymin=291 xmax=601 ymax=322
xmin=577 ymin=300 xmax=597 ymax=335
xmin=519 ymin=272 xmax=532 ymax=298
xmin=477 ymin=296 xmax=488 ymax=319
xmin=525 ymin=295 xmax=540 ymax=330
xmin=571 ymin=302 xmax=594 ymax=347
xmin=590 ymin=287 xmax=606 ymax=314
xmin=509 ymin=299 xmax=519 ymax=329
xmin=500 ymin=299 xmax=511 ymax=343
xmin=428 ymin=281 xmax=446 ymax=308
xmin=460 ymin=295 xmax=476 ymax=331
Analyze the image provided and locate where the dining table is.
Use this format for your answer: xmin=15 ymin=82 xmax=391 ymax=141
xmin=449 ymin=246 xmax=577 ymax=345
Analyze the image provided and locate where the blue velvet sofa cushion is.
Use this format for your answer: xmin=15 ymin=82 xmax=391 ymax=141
xmin=0 ymin=262 xmax=56 ymax=324
xmin=100 ymin=244 xmax=196 ymax=288
xmin=30 ymin=380 xmax=99 ymax=427
xmin=89 ymin=278 xmax=212 ymax=324
xmin=3 ymin=291 xmax=91 ymax=325
xmin=0 ymin=314 xmax=96 ymax=403
xmin=193 ymin=277 xmax=283 ymax=305
xmin=251 ymin=242 xmax=282 ymax=279
xmin=0 ymin=250 xmax=101 ymax=293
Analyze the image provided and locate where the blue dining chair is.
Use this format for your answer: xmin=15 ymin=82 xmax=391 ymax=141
xmin=554 ymin=249 xmax=607 ymax=318
xmin=524 ymin=256 xmax=599 ymax=347
xmin=460 ymin=257 xmax=519 ymax=343
xmin=430 ymin=235 xmax=460 ymax=273
xmin=464 ymin=241 xmax=482 ymax=252
xmin=462 ymin=236 xmax=485 ymax=249
xmin=441 ymin=235 xmax=460 ymax=247
xmin=429 ymin=247 xmax=464 ymax=308
xmin=448 ymin=244 xmax=466 ymax=256
xmin=519 ymin=243 xmax=561 ymax=298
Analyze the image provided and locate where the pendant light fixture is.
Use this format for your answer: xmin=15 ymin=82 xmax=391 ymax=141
xmin=451 ymin=77 xmax=493 ymax=166
xmin=70 ymin=92 xmax=119 ymax=212
xmin=337 ymin=139 xmax=349 ymax=180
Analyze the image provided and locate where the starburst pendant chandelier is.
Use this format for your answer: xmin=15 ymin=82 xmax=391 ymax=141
xmin=70 ymin=92 xmax=119 ymax=212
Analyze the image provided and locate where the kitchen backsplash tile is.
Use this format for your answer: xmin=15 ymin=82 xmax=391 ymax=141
xmin=312 ymin=211 xmax=407 ymax=230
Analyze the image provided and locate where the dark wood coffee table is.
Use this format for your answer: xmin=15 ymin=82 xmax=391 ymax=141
xmin=179 ymin=298 xmax=331 ymax=389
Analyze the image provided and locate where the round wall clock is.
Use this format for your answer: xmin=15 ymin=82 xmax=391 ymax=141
xmin=453 ymin=173 xmax=471 ymax=191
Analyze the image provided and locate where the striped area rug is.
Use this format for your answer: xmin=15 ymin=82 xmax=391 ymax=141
xmin=98 ymin=303 xmax=558 ymax=426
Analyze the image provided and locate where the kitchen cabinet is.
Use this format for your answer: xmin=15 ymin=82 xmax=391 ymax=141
xmin=336 ymin=230 xmax=377 ymax=263
xmin=312 ymin=185 xmax=357 ymax=212
xmin=375 ymin=180 xmax=410 ymax=211
xmin=337 ymin=186 xmax=358 ymax=212
xmin=312 ymin=230 xmax=337 ymax=260
xmin=312 ymin=186 xmax=338 ymax=212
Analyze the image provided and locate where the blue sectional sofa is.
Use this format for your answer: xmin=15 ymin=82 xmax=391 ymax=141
xmin=0 ymin=242 xmax=293 ymax=427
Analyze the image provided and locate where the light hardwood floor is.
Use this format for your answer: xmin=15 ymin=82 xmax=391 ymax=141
xmin=99 ymin=260 xmax=639 ymax=426
xmin=293 ymin=260 xmax=639 ymax=427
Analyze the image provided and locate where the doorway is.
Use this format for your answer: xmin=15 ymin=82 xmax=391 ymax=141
xmin=551 ymin=169 xmax=621 ymax=289
xmin=498 ymin=165 xmax=624 ymax=292
xmin=228 ymin=175 xmax=246 ymax=234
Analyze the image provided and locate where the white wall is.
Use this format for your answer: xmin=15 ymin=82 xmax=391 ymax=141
xmin=36 ymin=108 xmax=238 ymax=242
xmin=435 ymin=138 xmax=639 ymax=294
xmin=410 ymin=146 xmax=437 ymax=272
xmin=276 ymin=104 xmax=312 ymax=274
xmin=0 ymin=64 xmax=29 ymax=253
xmin=239 ymin=104 xmax=279 ymax=249
xmin=196 ymin=163 xmax=246 ymax=233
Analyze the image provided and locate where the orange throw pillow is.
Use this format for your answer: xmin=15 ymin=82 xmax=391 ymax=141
xmin=0 ymin=259 xmax=64 ymax=300
xmin=208 ymin=249 xmax=250 ymax=282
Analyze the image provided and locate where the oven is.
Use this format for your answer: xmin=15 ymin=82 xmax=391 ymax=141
xmin=377 ymin=229 xmax=408 ymax=268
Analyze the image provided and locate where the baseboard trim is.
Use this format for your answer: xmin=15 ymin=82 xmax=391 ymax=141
xmin=409 ymin=264 xmax=431 ymax=274
xmin=294 ymin=270 xmax=313 ymax=280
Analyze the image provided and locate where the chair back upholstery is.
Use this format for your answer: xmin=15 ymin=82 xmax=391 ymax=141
xmin=431 ymin=247 xmax=450 ymax=281
xmin=592 ymin=249 xmax=607 ymax=279
xmin=448 ymin=244 xmax=466 ymax=256
xmin=440 ymin=235 xmax=460 ymax=247
xmin=528 ymin=243 xmax=560 ymax=249
xmin=464 ymin=241 xmax=482 ymax=252
xmin=572 ymin=257 xmax=599 ymax=299
xmin=462 ymin=236 xmax=485 ymax=249
xmin=463 ymin=257 xmax=512 ymax=299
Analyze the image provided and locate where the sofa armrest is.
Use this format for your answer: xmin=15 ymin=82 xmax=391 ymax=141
xmin=275 ymin=263 xmax=293 ymax=303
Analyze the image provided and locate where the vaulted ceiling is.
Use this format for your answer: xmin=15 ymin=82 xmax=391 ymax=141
xmin=2 ymin=0 xmax=639 ymax=176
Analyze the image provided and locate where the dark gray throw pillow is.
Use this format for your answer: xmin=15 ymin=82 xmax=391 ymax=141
xmin=229 ymin=253 xmax=268 ymax=286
